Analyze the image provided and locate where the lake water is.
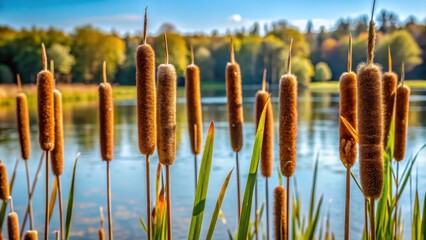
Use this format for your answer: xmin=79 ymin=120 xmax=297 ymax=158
xmin=0 ymin=87 xmax=425 ymax=239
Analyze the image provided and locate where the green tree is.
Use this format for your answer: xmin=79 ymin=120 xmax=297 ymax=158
xmin=314 ymin=62 xmax=332 ymax=81
xmin=47 ymin=43 xmax=75 ymax=81
xmin=239 ymin=36 xmax=262 ymax=84
xmin=292 ymin=56 xmax=314 ymax=87
xmin=0 ymin=64 xmax=13 ymax=83
xmin=195 ymin=46 xmax=215 ymax=82
xmin=153 ymin=32 xmax=188 ymax=76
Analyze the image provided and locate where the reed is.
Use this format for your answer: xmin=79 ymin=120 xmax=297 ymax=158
xmin=357 ymin=1 xmax=382 ymax=239
xmin=7 ymin=198 xmax=20 ymax=240
xmin=23 ymin=231 xmax=38 ymax=240
xmin=0 ymin=163 xmax=9 ymax=201
xmin=382 ymin=47 xmax=397 ymax=148
xmin=136 ymin=9 xmax=156 ymax=240
xmin=339 ymin=35 xmax=357 ymax=240
xmin=273 ymin=186 xmax=286 ymax=240
xmin=186 ymin=45 xmax=203 ymax=188
xmin=16 ymin=74 xmax=31 ymax=161
xmin=225 ymin=38 xmax=244 ymax=220
xmin=99 ymin=61 xmax=114 ymax=240
xmin=255 ymin=69 xmax=273 ymax=239
xmin=156 ymin=33 xmax=176 ymax=240
xmin=279 ymin=39 xmax=297 ymax=240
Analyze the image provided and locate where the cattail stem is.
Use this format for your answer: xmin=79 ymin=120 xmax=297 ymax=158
xmin=57 ymin=176 xmax=64 ymax=240
xmin=194 ymin=124 xmax=198 ymax=189
xmin=55 ymin=231 xmax=59 ymax=240
xmin=146 ymin=154 xmax=152 ymax=240
xmin=106 ymin=161 xmax=113 ymax=240
xmin=254 ymin=177 xmax=258 ymax=240
xmin=45 ymin=151 xmax=50 ymax=240
xmin=286 ymin=177 xmax=290 ymax=240
xmin=17 ymin=74 xmax=22 ymax=92
xmin=230 ymin=38 xmax=235 ymax=64
xmin=24 ymin=160 xmax=34 ymax=230
xmin=41 ymin=43 xmax=47 ymax=71
xmin=393 ymin=162 xmax=399 ymax=239
xmin=344 ymin=166 xmax=350 ymax=240
xmin=388 ymin=46 xmax=392 ymax=72
xmin=367 ymin=0 xmax=377 ymax=65
xmin=236 ymin=152 xmax=241 ymax=221
xmin=265 ymin=177 xmax=270 ymax=240
xmin=164 ymin=33 xmax=169 ymax=65
xmin=347 ymin=35 xmax=352 ymax=73
xmin=166 ymin=165 xmax=172 ymax=240
xmin=143 ymin=7 xmax=148 ymax=44
xmin=21 ymin=152 xmax=44 ymax=236
xmin=370 ymin=198 xmax=376 ymax=240
xmin=287 ymin=39 xmax=293 ymax=74
xmin=364 ymin=199 xmax=369 ymax=240
xmin=194 ymin=154 xmax=198 ymax=190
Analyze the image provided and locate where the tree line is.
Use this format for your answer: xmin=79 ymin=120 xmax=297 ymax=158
xmin=0 ymin=9 xmax=424 ymax=87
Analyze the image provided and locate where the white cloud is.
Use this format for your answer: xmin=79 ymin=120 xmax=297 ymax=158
xmin=228 ymin=14 xmax=242 ymax=23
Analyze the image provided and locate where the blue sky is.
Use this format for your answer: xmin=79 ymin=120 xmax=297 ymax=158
xmin=0 ymin=0 xmax=425 ymax=35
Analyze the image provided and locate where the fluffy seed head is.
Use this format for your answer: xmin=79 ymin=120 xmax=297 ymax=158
xmin=37 ymin=43 xmax=55 ymax=151
xmin=99 ymin=62 xmax=114 ymax=161
xmin=0 ymin=163 xmax=9 ymax=201
xmin=23 ymin=231 xmax=38 ymax=240
xmin=51 ymin=90 xmax=64 ymax=175
xmin=98 ymin=228 xmax=105 ymax=240
xmin=274 ymin=186 xmax=287 ymax=240
xmin=156 ymin=35 xmax=177 ymax=165
xmin=186 ymin=47 xmax=203 ymax=155
xmin=226 ymin=39 xmax=244 ymax=152
xmin=7 ymin=212 xmax=20 ymax=240
xmin=16 ymin=93 xmax=31 ymax=160
xmin=394 ymin=71 xmax=410 ymax=161
xmin=136 ymin=9 xmax=156 ymax=156
xmin=255 ymin=70 xmax=273 ymax=177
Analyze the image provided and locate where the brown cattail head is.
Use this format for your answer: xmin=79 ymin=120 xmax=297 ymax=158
xmin=37 ymin=43 xmax=55 ymax=151
xmin=98 ymin=228 xmax=105 ymax=240
xmin=23 ymin=231 xmax=38 ymax=240
xmin=394 ymin=64 xmax=410 ymax=161
xmin=7 ymin=211 xmax=20 ymax=240
xmin=16 ymin=91 xmax=31 ymax=160
xmin=255 ymin=69 xmax=273 ymax=178
xmin=157 ymin=33 xmax=177 ymax=166
xmin=226 ymin=38 xmax=244 ymax=152
xmin=0 ymin=162 xmax=9 ymax=201
xmin=136 ymin=9 xmax=156 ymax=156
xmin=382 ymin=47 xmax=397 ymax=148
xmin=274 ymin=186 xmax=287 ymax=240
xmin=279 ymin=40 xmax=297 ymax=177
xmin=186 ymin=46 xmax=203 ymax=155
xmin=339 ymin=36 xmax=357 ymax=167
xmin=51 ymin=90 xmax=64 ymax=176
xmin=99 ymin=62 xmax=114 ymax=161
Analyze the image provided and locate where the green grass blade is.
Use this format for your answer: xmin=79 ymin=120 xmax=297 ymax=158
xmin=65 ymin=152 xmax=80 ymax=240
xmin=188 ymin=121 xmax=215 ymax=240
xmin=48 ymin=176 xmax=59 ymax=223
xmin=206 ymin=169 xmax=233 ymax=240
xmin=305 ymin=195 xmax=324 ymax=239
xmin=398 ymin=144 xmax=426 ymax=199
xmin=309 ymin=155 xmax=319 ymax=220
xmin=0 ymin=157 xmax=19 ymax=230
xmin=140 ymin=216 xmax=148 ymax=233
xmin=237 ymin=99 xmax=268 ymax=240
xmin=421 ymin=194 xmax=426 ymax=239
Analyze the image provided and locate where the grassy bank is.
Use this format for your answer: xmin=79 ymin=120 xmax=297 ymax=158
xmin=1 ymin=80 xmax=425 ymax=106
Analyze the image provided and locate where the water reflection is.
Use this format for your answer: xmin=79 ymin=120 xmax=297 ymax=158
xmin=0 ymin=88 xmax=425 ymax=239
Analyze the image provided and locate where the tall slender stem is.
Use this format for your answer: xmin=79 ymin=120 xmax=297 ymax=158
xmin=286 ymin=177 xmax=290 ymax=240
xmin=236 ymin=152 xmax=241 ymax=221
xmin=364 ymin=198 xmax=369 ymax=240
xmin=57 ymin=176 xmax=64 ymax=240
xmin=266 ymin=177 xmax=270 ymax=240
xmin=107 ymin=161 xmax=113 ymax=240
xmin=24 ymin=160 xmax=34 ymax=230
xmin=393 ymin=162 xmax=399 ymax=239
xmin=166 ymin=165 xmax=172 ymax=240
xmin=255 ymin=177 xmax=258 ymax=240
xmin=344 ymin=166 xmax=351 ymax=240
xmin=45 ymin=151 xmax=50 ymax=240
xmin=370 ymin=198 xmax=376 ymax=240
xmin=146 ymin=154 xmax=152 ymax=240
xmin=194 ymin=154 xmax=198 ymax=190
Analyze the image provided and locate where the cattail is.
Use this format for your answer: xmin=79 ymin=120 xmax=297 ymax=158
xmin=382 ymin=47 xmax=397 ymax=148
xmin=99 ymin=62 xmax=114 ymax=161
xmin=136 ymin=8 xmax=156 ymax=156
xmin=186 ymin=46 xmax=203 ymax=154
xmin=99 ymin=228 xmax=105 ymax=240
xmin=0 ymin=162 xmax=9 ymax=201
xmin=23 ymin=231 xmax=38 ymax=240
xmin=357 ymin=3 xmax=384 ymax=199
xmin=51 ymin=90 xmax=64 ymax=176
xmin=16 ymin=74 xmax=31 ymax=160
xmin=157 ymin=33 xmax=177 ymax=166
xmin=394 ymin=64 xmax=410 ymax=161
xmin=274 ymin=186 xmax=286 ymax=240
xmin=225 ymin=38 xmax=244 ymax=152
xmin=279 ymin=39 xmax=297 ymax=177
xmin=255 ymin=69 xmax=273 ymax=178
xmin=339 ymin=36 xmax=357 ymax=167
xmin=7 ymin=212 xmax=20 ymax=240
xmin=37 ymin=43 xmax=55 ymax=151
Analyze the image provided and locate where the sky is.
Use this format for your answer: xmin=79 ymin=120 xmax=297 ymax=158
xmin=0 ymin=0 xmax=425 ymax=35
